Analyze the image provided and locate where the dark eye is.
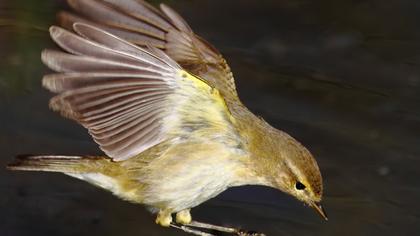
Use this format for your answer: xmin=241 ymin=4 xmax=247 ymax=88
xmin=295 ymin=181 xmax=306 ymax=190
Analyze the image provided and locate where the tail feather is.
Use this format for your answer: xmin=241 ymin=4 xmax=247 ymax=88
xmin=7 ymin=155 xmax=107 ymax=173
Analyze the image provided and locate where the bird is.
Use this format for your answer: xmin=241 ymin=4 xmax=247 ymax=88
xmin=7 ymin=1 xmax=327 ymax=235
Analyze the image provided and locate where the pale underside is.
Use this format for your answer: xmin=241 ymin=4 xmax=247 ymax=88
xmin=70 ymin=140 xmax=246 ymax=213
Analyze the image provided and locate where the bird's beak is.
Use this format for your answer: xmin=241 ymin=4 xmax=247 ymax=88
xmin=310 ymin=202 xmax=328 ymax=221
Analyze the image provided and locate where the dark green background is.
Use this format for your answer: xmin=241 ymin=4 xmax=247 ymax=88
xmin=1 ymin=0 xmax=419 ymax=235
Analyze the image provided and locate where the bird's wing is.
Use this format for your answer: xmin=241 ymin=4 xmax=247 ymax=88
xmin=42 ymin=24 xmax=238 ymax=161
xmin=58 ymin=0 xmax=238 ymax=98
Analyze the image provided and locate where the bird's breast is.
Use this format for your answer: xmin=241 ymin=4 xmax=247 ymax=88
xmin=139 ymin=141 xmax=246 ymax=212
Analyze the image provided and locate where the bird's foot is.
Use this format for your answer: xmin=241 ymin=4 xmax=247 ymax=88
xmin=155 ymin=210 xmax=172 ymax=227
xmin=176 ymin=209 xmax=192 ymax=225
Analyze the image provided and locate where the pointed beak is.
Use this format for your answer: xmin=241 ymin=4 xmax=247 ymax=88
xmin=310 ymin=202 xmax=328 ymax=221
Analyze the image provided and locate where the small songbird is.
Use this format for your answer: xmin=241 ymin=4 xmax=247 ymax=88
xmin=8 ymin=1 xmax=327 ymax=235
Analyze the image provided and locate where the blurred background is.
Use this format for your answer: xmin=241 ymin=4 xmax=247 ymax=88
xmin=1 ymin=0 xmax=419 ymax=235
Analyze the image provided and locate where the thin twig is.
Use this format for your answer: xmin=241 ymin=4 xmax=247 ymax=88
xmin=188 ymin=221 xmax=267 ymax=236
xmin=188 ymin=220 xmax=237 ymax=233
xmin=170 ymin=223 xmax=216 ymax=236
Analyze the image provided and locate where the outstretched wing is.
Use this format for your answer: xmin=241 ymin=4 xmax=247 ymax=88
xmin=58 ymin=0 xmax=238 ymax=98
xmin=42 ymin=23 xmax=237 ymax=161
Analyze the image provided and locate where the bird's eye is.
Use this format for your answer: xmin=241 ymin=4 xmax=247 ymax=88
xmin=295 ymin=181 xmax=306 ymax=190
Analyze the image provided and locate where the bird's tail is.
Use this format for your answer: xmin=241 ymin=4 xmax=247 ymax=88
xmin=7 ymin=154 xmax=110 ymax=173
xmin=7 ymin=155 xmax=132 ymax=199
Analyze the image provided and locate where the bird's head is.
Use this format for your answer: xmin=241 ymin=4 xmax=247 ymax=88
xmin=274 ymin=133 xmax=327 ymax=220
xmin=251 ymin=126 xmax=327 ymax=220
xmin=281 ymin=141 xmax=327 ymax=220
